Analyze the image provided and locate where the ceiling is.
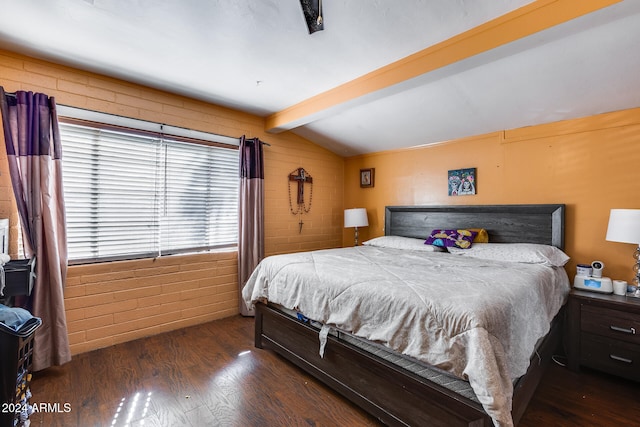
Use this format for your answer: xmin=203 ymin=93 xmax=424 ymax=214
xmin=0 ymin=0 xmax=639 ymax=156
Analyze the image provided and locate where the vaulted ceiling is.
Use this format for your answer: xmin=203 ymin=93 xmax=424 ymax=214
xmin=1 ymin=0 xmax=638 ymax=156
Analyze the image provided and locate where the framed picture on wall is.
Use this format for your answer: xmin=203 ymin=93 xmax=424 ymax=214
xmin=360 ymin=168 xmax=375 ymax=188
xmin=448 ymin=168 xmax=476 ymax=196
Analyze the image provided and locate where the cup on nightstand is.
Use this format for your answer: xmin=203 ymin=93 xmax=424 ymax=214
xmin=612 ymin=280 xmax=627 ymax=296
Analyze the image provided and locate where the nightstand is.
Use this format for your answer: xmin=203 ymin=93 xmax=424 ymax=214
xmin=567 ymin=289 xmax=640 ymax=381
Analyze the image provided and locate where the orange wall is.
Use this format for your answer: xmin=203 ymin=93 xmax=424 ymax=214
xmin=344 ymin=108 xmax=640 ymax=283
xmin=0 ymin=50 xmax=344 ymax=354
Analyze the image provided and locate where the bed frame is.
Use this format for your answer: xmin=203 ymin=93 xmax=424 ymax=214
xmin=253 ymin=204 xmax=566 ymax=426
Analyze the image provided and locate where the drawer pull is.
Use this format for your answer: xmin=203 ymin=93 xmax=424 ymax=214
xmin=609 ymin=354 xmax=633 ymax=364
xmin=609 ymin=325 xmax=636 ymax=335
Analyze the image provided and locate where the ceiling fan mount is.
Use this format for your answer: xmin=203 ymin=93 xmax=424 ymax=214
xmin=300 ymin=0 xmax=324 ymax=34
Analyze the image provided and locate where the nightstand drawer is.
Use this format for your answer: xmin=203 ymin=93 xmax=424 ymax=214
xmin=580 ymin=333 xmax=640 ymax=381
xmin=581 ymin=305 xmax=640 ymax=345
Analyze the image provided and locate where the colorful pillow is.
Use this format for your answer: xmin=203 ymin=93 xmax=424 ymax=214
xmin=469 ymin=228 xmax=489 ymax=243
xmin=424 ymin=229 xmax=478 ymax=249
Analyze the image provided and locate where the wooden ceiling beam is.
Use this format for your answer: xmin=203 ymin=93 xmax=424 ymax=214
xmin=265 ymin=0 xmax=621 ymax=133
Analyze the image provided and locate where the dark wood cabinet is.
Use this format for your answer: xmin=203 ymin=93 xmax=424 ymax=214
xmin=567 ymin=289 xmax=640 ymax=381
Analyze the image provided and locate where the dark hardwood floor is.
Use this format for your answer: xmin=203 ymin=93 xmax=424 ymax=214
xmin=27 ymin=315 xmax=640 ymax=427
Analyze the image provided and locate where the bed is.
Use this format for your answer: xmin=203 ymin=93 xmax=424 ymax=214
xmin=243 ymin=204 xmax=569 ymax=427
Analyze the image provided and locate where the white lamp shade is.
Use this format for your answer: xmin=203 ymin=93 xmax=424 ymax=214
xmin=344 ymin=208 xmax=368 ymax=228
xmin=606 ymin=209 xmax=640 ymax=244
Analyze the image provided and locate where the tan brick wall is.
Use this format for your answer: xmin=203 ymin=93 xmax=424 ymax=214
xmin=0 ymin=50 xmax=344 ymax=355
xmin=64 ymin=252 xmax=238 ymax=354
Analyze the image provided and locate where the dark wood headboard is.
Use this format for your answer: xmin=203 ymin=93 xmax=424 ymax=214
xmin=384 ymin=204 xmax=565 ymax=249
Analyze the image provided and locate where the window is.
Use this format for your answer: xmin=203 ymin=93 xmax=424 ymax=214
xmin=59 ymin=111 xmax=239 ymax=263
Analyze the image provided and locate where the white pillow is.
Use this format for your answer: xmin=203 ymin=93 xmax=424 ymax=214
xmin=447 ymin=243 xmax=570 ymax=267
xmin=363 ymin=236 xmax=446 ymax=252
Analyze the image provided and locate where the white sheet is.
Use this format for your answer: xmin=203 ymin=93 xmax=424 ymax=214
xmin=242 ymin=246 xmax=570 ymax=427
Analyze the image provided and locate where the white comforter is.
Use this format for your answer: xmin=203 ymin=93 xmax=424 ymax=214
xmin=242 ymin=246 xmax=570 ymax=427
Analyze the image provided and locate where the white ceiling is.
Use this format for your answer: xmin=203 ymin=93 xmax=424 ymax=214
xmin=1 ymin=0 xmax=639 ymax=156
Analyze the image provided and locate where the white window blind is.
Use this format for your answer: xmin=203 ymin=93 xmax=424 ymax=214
xmin=162 ymin=140 xmax=238 ymax=253
xmin=60 ymin=120 xmax=239 ymax=263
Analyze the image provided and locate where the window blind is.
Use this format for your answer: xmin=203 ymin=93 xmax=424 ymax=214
xmin=162 ymin=140 xmax=239 ymax=254
xmin=60 ymin=121 xmax=238 ymax=263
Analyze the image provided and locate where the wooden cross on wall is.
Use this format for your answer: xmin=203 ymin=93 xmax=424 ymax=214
xmin=289 ymin=167 xmax=313 ymax=205
xmin=288 ymin=167 xmax=313 ymax=232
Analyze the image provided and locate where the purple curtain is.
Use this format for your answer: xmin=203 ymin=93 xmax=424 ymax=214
xmin=0 ymin=87 xmax=71 ymax=370
xmin=238 ymin=136 xmax=264 ymax=316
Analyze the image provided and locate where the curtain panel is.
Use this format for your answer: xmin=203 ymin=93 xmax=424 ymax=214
xmin=0 ymin=87 xmax=71 ymax=370
xmin=238 ymin=136 xmax=265 ymax=316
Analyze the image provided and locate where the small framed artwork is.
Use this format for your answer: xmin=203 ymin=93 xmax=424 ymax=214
xmin=448 ymin=168 xmax=476 ymax=196
xmin=360 ymin=168 xmax=375 ymax=188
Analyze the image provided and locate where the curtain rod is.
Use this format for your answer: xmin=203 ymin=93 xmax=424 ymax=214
xmin=242 ymin=136 xmax=271 ymax=146
xmin=8 ymin=96 xmax=272 ymax=146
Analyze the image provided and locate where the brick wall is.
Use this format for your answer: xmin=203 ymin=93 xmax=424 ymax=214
xmin=64 ymin=252 xmax=238 ymax=354
xmin=0 ymin=50 xmax=344 ymax=355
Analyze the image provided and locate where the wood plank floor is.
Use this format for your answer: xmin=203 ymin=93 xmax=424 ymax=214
xmin=27 ymin=315 xmax=640 ymax=427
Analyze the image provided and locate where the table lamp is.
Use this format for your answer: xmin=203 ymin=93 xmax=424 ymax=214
xmin=344 ymin=208 xmax=368 ymax=246
xmin=605 ymin=209 xmax=640 ymax=287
